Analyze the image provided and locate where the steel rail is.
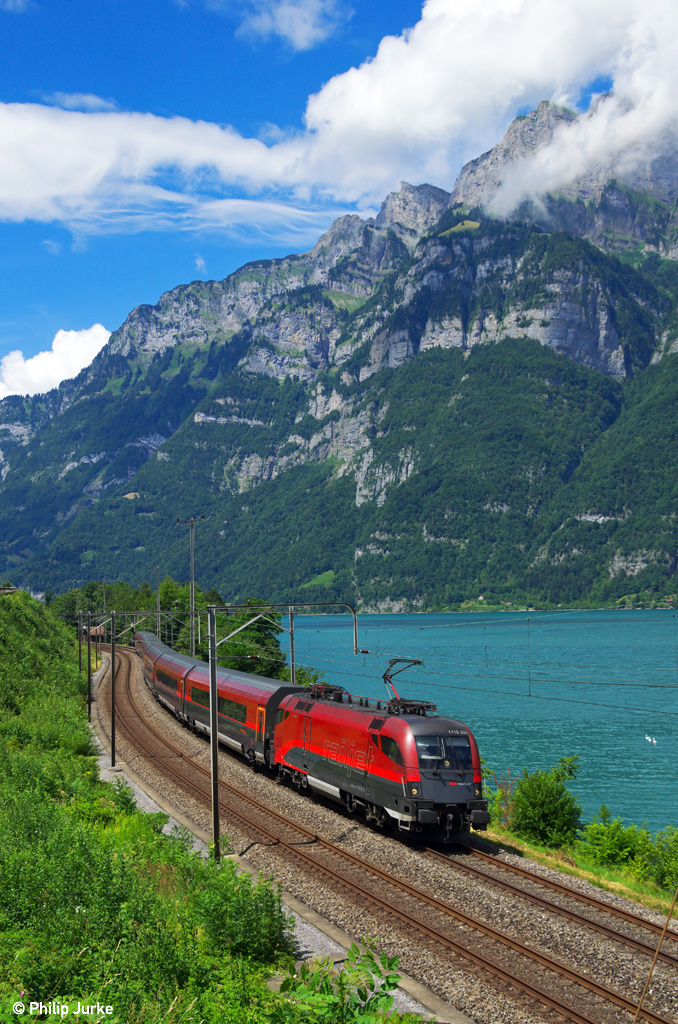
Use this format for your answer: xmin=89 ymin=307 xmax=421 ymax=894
xmin=457 ymin=842 xmax=678 ymax=945
xmin=100 ymin=648 xmax=213 ymax=809
xmin=422 ymin=845 xmax=678 ymax=968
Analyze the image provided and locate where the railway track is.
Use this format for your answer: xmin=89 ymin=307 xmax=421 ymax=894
xmin=423 ymin=845 xmax=678 ymax=968
xmin=98 ymin=647 xmax=677 ymax=1024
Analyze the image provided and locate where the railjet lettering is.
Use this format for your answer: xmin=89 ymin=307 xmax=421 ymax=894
xmin=321 ymin=740 xmax=372 ymax=776
xmin=342 ymin=738 xmax=355 ymax=775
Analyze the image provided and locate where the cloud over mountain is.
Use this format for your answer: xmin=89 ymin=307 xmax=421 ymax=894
xmin=0 ymin=0 xmax=676 ymax=237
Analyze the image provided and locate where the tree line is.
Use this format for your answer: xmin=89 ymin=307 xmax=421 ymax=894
xmin=48 ymin=576 xmax=323 ymax=684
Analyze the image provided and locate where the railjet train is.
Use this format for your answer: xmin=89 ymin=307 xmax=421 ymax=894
xmin=134 ymin=631 xmax=490 ymax=841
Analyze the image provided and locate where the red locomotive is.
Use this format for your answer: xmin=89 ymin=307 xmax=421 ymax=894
xmin=135 ymin=631 xmax=490 ymax=840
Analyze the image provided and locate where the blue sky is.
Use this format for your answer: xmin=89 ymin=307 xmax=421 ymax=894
xmin=0 ymin=1 xmax=421 ymax=380
xmin=0 ymin=0 xmax=674 ymax=397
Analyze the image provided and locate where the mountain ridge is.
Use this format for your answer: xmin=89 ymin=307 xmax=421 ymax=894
xmin=2 ymin=102 xmax=678 ymax=609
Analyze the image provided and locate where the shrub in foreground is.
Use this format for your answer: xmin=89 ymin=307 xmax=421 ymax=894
xmin=509 ymin=756 xmax=582 ymax=847
xmin=576 ymin=807 xmax=678 ymax=891
xmin=270 ymin=939 xmax=406 ymax=1024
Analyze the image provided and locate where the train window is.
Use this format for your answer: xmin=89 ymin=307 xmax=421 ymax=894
xmin=157 ymin=669 xmax=177 ymax=689
xmin=218 ymin=697 xmax=247 ymax=723
xmin=370 ymin=733 xmax=379 ymax=749
xmin=380 ymin=736 xmax=404 ymax=765
xmin=190 ymin=687 xmax=210 ymax=708
xmin=415 ymin=735 xmax=472 ymax=771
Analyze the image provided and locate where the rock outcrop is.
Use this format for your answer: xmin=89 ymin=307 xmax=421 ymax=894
xmin=452 ymin=101 xmax=577 ymax=208
xmin=451 ymin=100 xmax=678 ymax=256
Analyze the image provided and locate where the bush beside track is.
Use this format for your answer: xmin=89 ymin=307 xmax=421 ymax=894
xmin=0 ymin=591 xmax=294 ymax=1022
xmin=487 ymin=760 xmax=678 ymax=909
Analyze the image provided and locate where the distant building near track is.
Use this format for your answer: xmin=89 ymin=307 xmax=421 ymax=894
xmin=80 ymin=623 xmax=105 ymax=641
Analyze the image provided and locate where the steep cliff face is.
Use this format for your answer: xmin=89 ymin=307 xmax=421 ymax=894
xmin=452 ymin=101 xmax=578 ymax=208
xmin=542 ymin=184 xmax=678 ymax=260
xmin=452 ymin=101 xmax=678 ymax=257
xmin=107 ymin=193 xmax=430 ymax=369
xmin=374 ymin=181 xmax=451 ymax=247
xmin=333 ymin=221 xmax=656 ymax=382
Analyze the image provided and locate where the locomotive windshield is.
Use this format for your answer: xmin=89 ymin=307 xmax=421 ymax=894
xmin=416 ymin=735 xmax=473 ymax=772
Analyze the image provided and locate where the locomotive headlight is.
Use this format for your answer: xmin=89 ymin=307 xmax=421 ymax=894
xmin=474 ymin=784 xmax=482 ymax=797
xmin=411 ymin=786 xmax=418 ymax=796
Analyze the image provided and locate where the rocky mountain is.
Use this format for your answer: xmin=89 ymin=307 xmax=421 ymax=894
xmin=454 ymin=100 xmax=678 ymax=258
xmin=453 ymin=101 xmax=579 ymax=208
xmin=2 ymin=103 xmax=678 ymax=609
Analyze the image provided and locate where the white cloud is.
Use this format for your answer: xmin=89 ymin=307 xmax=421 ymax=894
xmin=0 ymin=324 xmax=110 ymax=399
xmin=0 ymin=0 xmax=676 ymax=237
xmin=235 ymin=0 xmax=349 ymax=50
xmin=195 ymin=255 xmax=207 ymax=273
xmin=299 ymin=0 xmax=678 ymax=201
xmin=197 ymin=0 xmax=349 ymax=49
xmin=42 ymin=93 xmax=119 ymax=113
xmin=191 ymin=196 xmax=345 ymax=242
xmin=487 ymin=2 xmax=678 ymax=213
xmin=0 ymin=0 xmax=31 ymax=11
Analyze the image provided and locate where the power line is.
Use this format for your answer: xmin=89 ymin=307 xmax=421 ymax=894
xmin=285 ymin=645 xmax=678 ymax=690
xmin=276 ymin=646 xmax=678 ymax=716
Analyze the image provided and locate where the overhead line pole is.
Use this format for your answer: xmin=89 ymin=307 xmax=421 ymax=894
xmin=208 ymin=605 xmax=220 ymax=862
xmin=190 ymin=522 xmax=195 ymax=656
xmin=177 ymin=514 xmax=204 ymax=658
xmin=205 ymin=605 xmax=292 ymax=862
xmin=87 ymin=611 xmax=92 ymax=721
xmin=289 ymin=606 xmax=295 ymax=686
xmin=111 ymin=610 xmax=116 ymax=768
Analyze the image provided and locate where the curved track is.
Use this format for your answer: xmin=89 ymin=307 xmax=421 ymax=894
xmin=98 ymin=647 xmax=677 ymax=1024
xmin=422 ymin=845 xmax=678 ymax=968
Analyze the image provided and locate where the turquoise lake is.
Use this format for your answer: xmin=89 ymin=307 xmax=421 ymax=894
xmin=282 ymin=609 xmax=678 ymax=834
